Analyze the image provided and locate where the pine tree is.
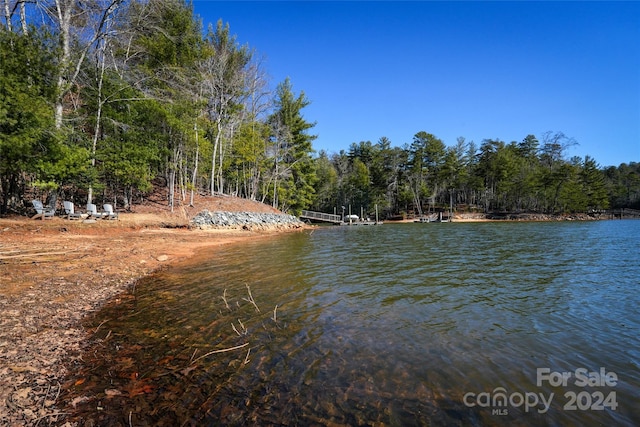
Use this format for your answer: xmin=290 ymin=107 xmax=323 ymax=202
xmin=267 ymin=78 xmax=317 ymax=214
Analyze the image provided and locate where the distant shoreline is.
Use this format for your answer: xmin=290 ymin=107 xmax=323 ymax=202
xmin=386 ymin=211 xmax=638 ymax=223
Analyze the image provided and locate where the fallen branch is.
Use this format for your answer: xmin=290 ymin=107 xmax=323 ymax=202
xmin=232 ymin=323 xmax=241 ymax=336
xmin=231 ymin=318 xmax=248 ymax=336
xmin=190 ymin=342 xmax=249 ymax=364
xmin=94 ymin=318 xmax=110 ymax=334
xmin=32 ymin=412 xmax=69 ymax=424
xmin=242 ymin=283 xmax=260 ymax=313
xmin=0 ymin=250 xmax=75 ymax=260
xmin=220 ymin=289 xmax=230 ymax=310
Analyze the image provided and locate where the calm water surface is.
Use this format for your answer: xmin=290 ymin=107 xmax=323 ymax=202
xmin=66 ymin=220 xmax=640 ymax=426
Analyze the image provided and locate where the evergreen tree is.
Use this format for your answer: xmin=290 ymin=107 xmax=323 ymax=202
xmin=312 ymin=150 xmax=339 ymax=212
xmin=580 ymin=156 xmax=609 ymax=211
xmin=267 ymin=78 xmax=317 ymax=214
xmin=0 ymin=28 xmax=87 ymax=213
xmin=604 ymin=162 xmax=640 ymax=209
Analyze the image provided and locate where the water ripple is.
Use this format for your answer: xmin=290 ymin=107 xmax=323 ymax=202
xmin=69 ymin=220 xmax=640 ymax=426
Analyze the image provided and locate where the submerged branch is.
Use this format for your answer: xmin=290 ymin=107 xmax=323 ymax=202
xmin=242 ymin=283 xmax=260 ymax=313
xmin=190 ymin=342 xmax=250 ymax=364
xmin=220 ymin=289 xmax=230 ymax=310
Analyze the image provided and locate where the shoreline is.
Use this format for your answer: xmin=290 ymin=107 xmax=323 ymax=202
xmin=0 ymin=213 xmax=306 ymax=426
xmin=387 ymin=212 xmax=613 ymax=223
xmin=0 ymin=208 xmax=628 ymax=425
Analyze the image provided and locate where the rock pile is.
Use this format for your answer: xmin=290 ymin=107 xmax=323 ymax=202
xmin=190 ymin=210 xmax=304 ymax=230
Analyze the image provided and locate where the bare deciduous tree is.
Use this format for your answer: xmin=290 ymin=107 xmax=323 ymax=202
xmin=34 ymin=0 xmax=124 ymax=129
xmin=199 ymin=20 xmax=251 ymax=195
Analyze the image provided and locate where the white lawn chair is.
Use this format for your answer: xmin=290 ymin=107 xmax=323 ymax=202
xmin=63 ymin=201 xmax=87 ymax=220
xmin=86 ymin=203 xmax=106 ymax=219
xmin=103 ymin=204 xmax=119 ymax=220
xmin=31 ymin=200 xmax=55 ymax=220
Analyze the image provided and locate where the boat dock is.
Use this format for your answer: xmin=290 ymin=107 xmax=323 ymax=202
xmin=414 ymin=212 xmax=452 ymax=223
xmin=339 ymin=219 xmax=381 ymax=226
xmin=300 ymin=210 xmax=383 ymax=225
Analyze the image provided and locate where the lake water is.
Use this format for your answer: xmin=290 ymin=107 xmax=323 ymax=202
xmin=65 ymin=220 xmax=640 ymax=426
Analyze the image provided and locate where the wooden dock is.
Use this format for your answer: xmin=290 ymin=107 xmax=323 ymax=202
xmin=300 ymin=210 xmax=342 ymax=224
xmin=300 ymin=210 xmax=382 ymax=225
xmin=607 ymin=208 xmax=640 ymax=219
xmin=414 ymin=212 xmax=451 ymax=223
xmin=339 ymin=220 xmax=382 ymax=226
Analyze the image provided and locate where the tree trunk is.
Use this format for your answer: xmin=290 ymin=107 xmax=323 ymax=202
xmin=3 ymin=0 xmax=11 ymax=31
xmin=190 ymin=123 xmax=199 ymax=206
xmin=123 ymin=186 xmax=130 ymax=210
xmin=168 ymin=168 xmax=175 ymax=213
xmin=54 ymin=0 xmax=73 ymax=129
xmin=210 ymin=117 xmax=222 ymax=195
xmin=87 ymin=36 xmax=108 ymax=206
xmin=19 ymin=0 xmax=27 ymax=33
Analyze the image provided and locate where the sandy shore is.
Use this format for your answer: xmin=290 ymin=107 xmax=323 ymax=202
xmin=0 ymin=212 xmax=305 ymax=426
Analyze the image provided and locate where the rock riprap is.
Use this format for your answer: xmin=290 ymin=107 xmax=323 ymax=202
xmin=191 ymin=210 xmax=303 ymax=230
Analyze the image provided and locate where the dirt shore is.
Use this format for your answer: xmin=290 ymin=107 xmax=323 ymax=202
xmin=0 ymin=195 xmax=305 ymax=426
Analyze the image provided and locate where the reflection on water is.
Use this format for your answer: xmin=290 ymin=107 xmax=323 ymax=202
xmin=64 ymin=221 xmax=640 ymax=426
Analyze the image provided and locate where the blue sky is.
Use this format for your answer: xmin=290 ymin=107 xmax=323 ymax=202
xmin=192 ymin=1 xmax=640 ymax=167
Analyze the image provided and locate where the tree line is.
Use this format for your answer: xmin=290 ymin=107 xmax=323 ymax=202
xmin=1 ymin=0 xmax=317 ymax=215
xmin=1 ymin=0 xmax=637 ymax=218
xmin=311 ymin=134 xmax=639 ymax=219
